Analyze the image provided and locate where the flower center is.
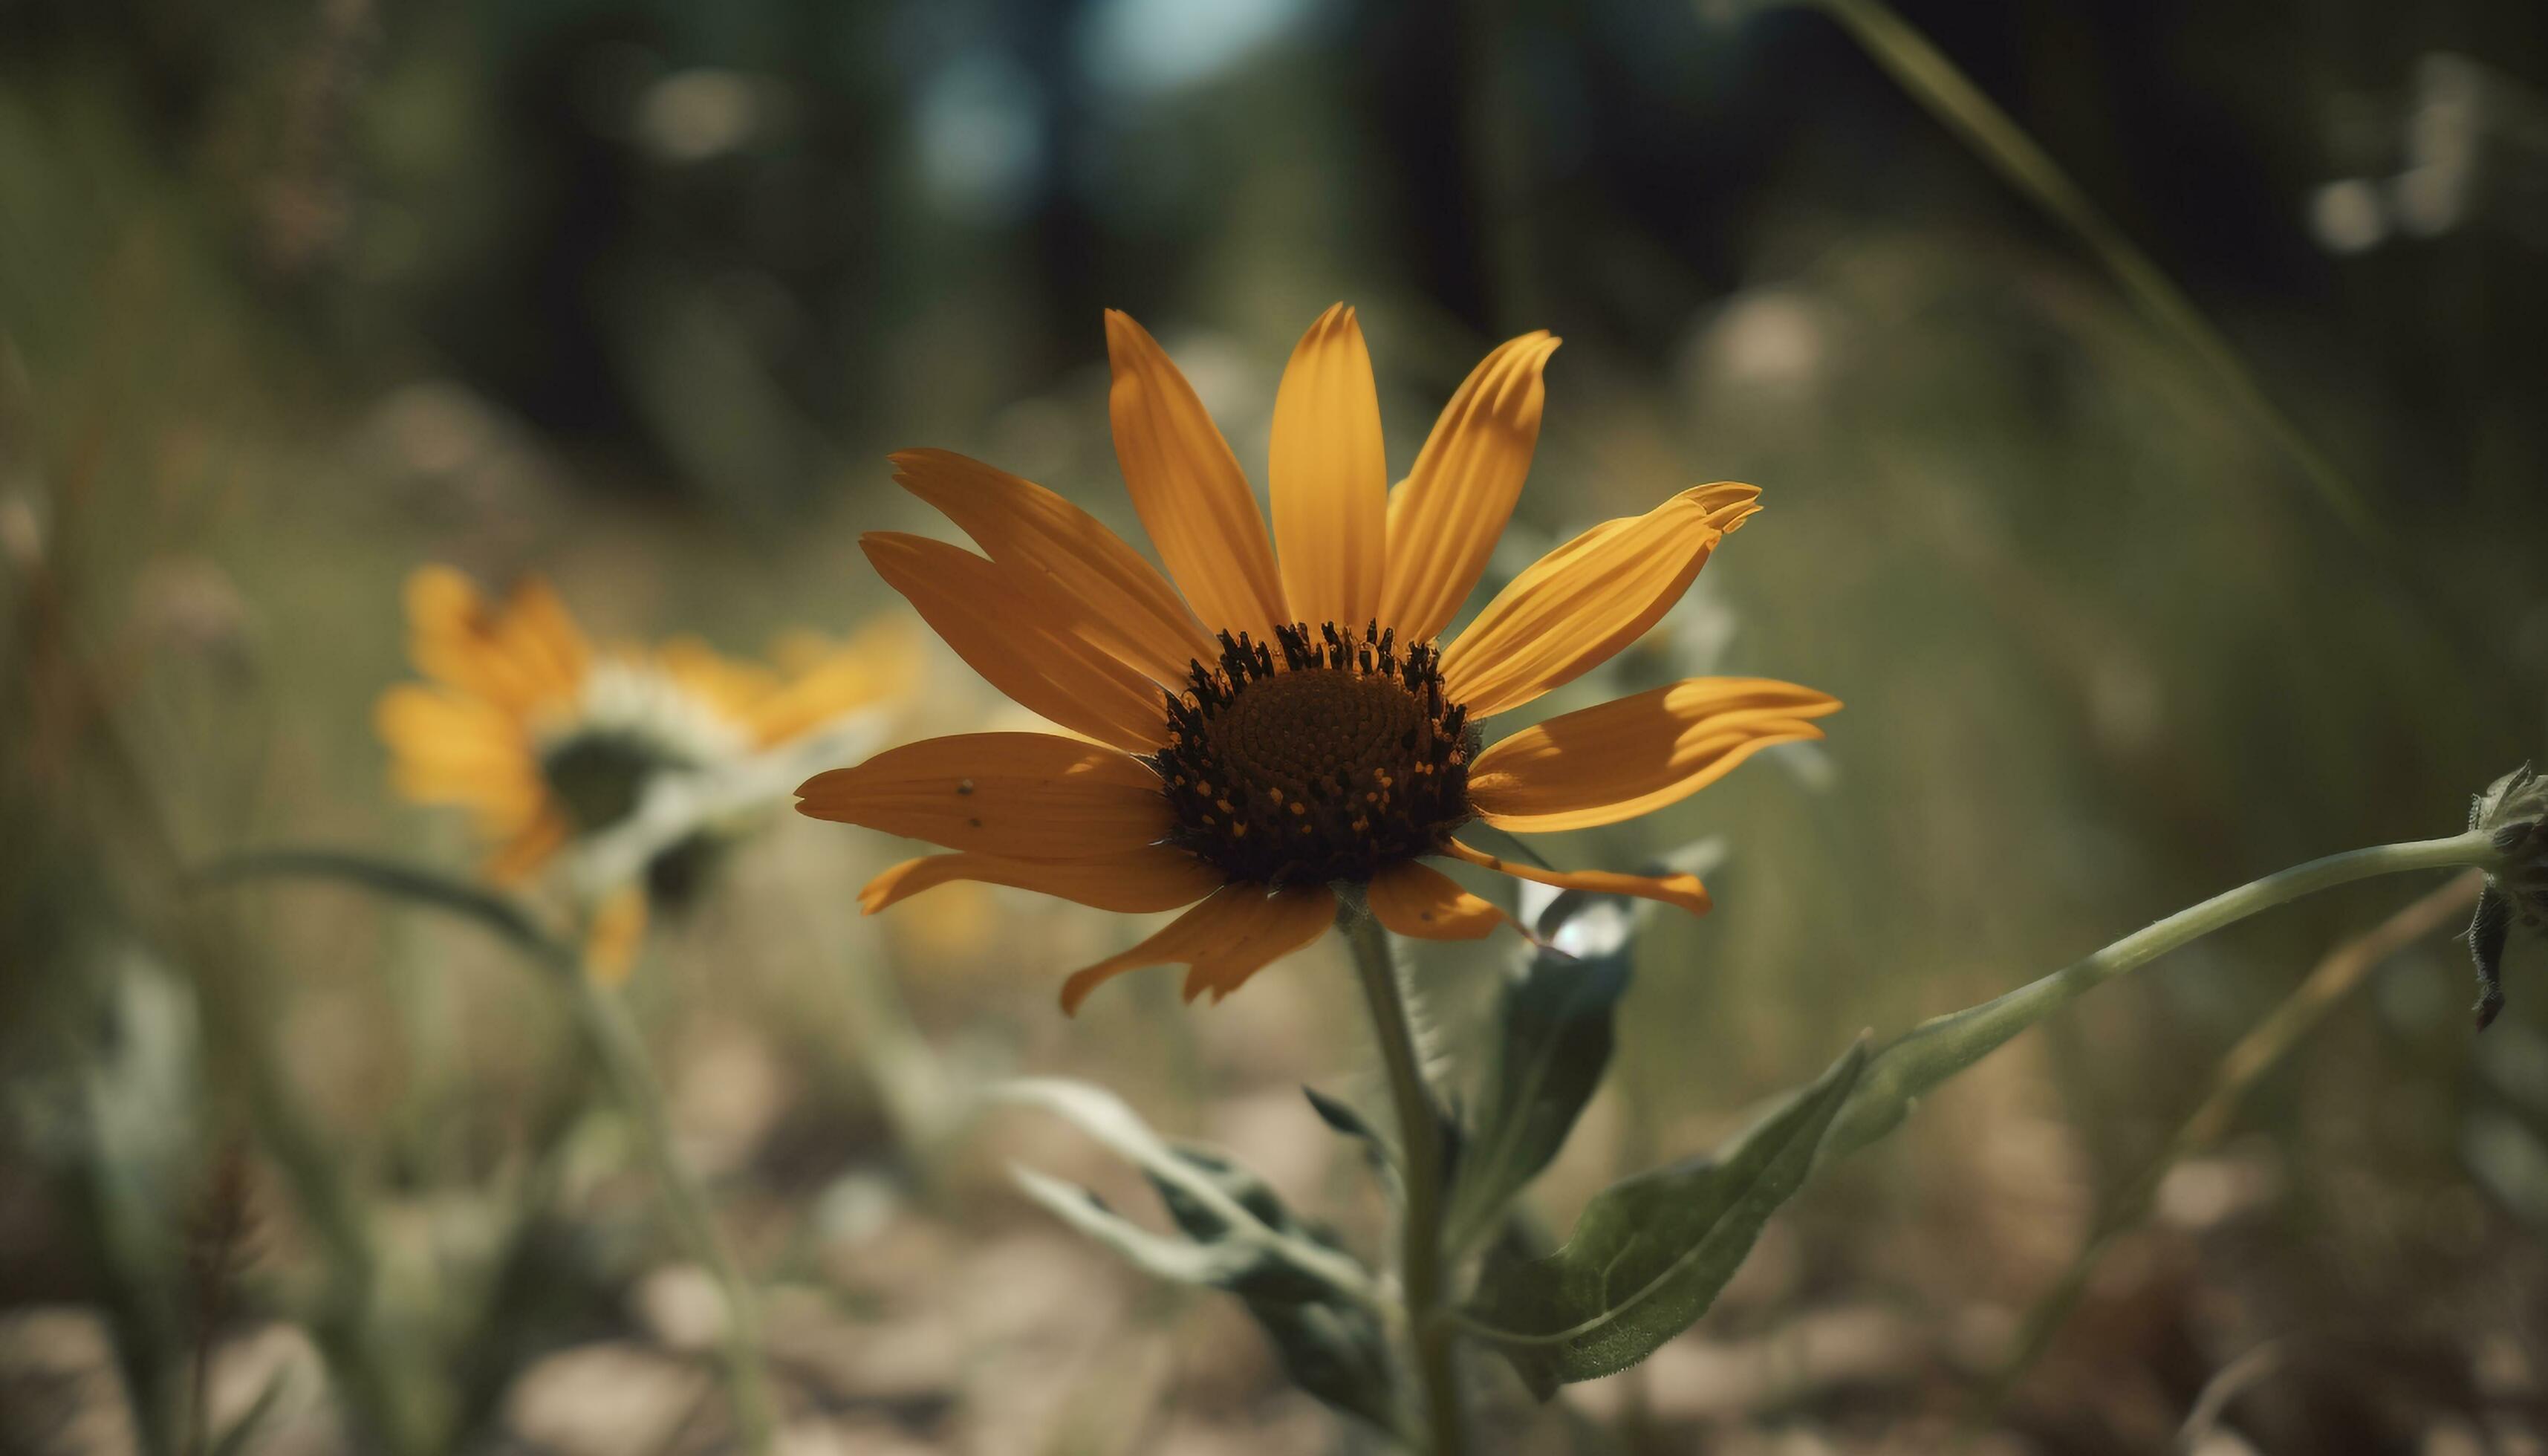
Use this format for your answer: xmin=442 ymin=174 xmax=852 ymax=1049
xmin=542 ymin=732 xmax=695 ymax=834
xmin=1154 ymin=622 xmax=1476 ymax=887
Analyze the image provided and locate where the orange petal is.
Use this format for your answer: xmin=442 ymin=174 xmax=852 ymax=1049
xmin=655 ymin=636 xmax=781 ymax=724
xmin=1184 ymin=884 xmax=1335 ymax=1005
xmin=500 ymin=577 xmax=594 ymax=698
xmin=1104 ymin=311 xmax=1287 ymax=645
xmin=1058 ymin=882 xmax=1334 ymax=1015
xmin=1467 ymin=677 xmax=1840 ymax=833
xmin=796 ymin=732 xmax=1170 ymax=860
xmin=405 ymin=566 xmax=587 ymax=714
xmin=741 ymin=619 xmax=924 ymax=747
xmin=1438 ymin=483 xmax=1761 ymax=720
xmin=863 ymin=533 xmax=1171 ymax=753
xmin=1365 ymin=860 xmax=1519 ymax=942
xmin=1443 ymin=838 xmax=1711 ymax=918
xmin=1378 ymin=332 xmax=1560 ymax=643
xmin=860 ymin=846 xmax=1224 ymax=915
xmin=375 ymin=685 xmax=545 ymax=824
xmin=1269 ymin=304 xmax=1386 ymax=630
xmin=484 ymin=809 xmax=571 ymax=884
xmin=888 ymin=449 xmax=1217 ymax=683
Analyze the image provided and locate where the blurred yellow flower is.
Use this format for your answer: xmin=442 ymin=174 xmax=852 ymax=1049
xmin=800 ymin=306 xmax=1838 ymax=1013
xmin=378 ymin=565 xmax=914 ymax=978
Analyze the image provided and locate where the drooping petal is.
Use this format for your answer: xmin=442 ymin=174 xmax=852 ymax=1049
xmin=862 ymin=533 xmax=1171 ymax=753
xmin=888 ymin=449 xmax=1216 ymax=682
xmin=1467 ymin=677 xmax=1841 ymax=833
xmin=1056 ymin=882 xmax=1333 ymax=1015
xmin=1103 ymin=310 xmax=1288 ymax=646
xmin=1378 ymin=331 xmax=1561 ymax=643
xmin=1366 ymin=859 xmax=1519 ymax=942
xmin=1183 ymin=884 xmax=1335 ymax=1004
xmin=860 ymin=845 xmax=1224 ymax=915
xmin=796 ymin=732 xmax=1170 ymax=860
xmin=1439 ymin=483 xmax=1761 ymax=720
xmin=1268 ymin=304 xmax=1386 ymax=630
xmin=1443 ymin=839 xmax=1711 ymax=918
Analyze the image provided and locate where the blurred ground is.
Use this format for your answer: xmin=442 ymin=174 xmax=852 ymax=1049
xmin=7 ymin=0 xmax=2548 ymax=1452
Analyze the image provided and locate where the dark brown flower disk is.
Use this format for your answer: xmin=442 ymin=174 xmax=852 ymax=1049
xmin=1152 ymin=622 xmax=1477 ymax=888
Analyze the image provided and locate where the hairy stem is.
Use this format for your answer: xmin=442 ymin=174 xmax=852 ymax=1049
xmin=1339 ymin=894 xmax=1466 ymax=1456
xmin=571 ymin=975 xmax=777 ymax=1455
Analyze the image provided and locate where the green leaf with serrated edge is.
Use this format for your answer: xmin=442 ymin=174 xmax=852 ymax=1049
xmin=198 ymin=848 xmax=566 ymax=965
xmin=1463 ymin=1036 xmax=1868 ymax=1397
xmin=1443 ymin=904 xmax=1638 ymax=1258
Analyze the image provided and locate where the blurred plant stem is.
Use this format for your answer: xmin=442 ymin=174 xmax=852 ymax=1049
xmin=18 ymin=550 xmax=441 ymax=1454
xmin=1794 ymin=0 xmax=2379 ymax=542
xmin=565 ymin=959 xmax=778 ymax=1455
xmin=1961 ymin=868 xmax=2486 ymax=1437
xmin=1821 ymin=829 xmax=2503 ymax=1165
xmin=1338 ymin=891 xmax=1468 ymax=1456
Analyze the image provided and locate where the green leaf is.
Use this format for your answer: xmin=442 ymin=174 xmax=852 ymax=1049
xmin=1443 ymin=894 xmax=1640 ymax=1258
xmin=998 ymin=1079 xmax=1398 ymax=1432
xmin=1463 ymin=1036 xmax=1869 ymax=1397
xmin=198 ymin=848 xmax=566 ymax=966
xmin=1303 ymin=1083 xmax=1390 ymax=1157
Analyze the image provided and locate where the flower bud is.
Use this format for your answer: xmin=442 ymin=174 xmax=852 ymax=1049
xmin=2469 ymin=764 xmax=2548 ymax=1029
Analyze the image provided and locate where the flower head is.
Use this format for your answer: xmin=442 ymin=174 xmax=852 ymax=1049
xmin=800 ymin=307 xmax=1839 ymax=1013
xmin=378 ymin=565 xmax=913 ymax=974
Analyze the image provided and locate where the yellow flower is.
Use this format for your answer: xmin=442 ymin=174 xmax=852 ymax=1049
xmin=377 ymin=565 xmax=914 ymax=975
xmin=799 ymin=307 xmax=1839 ymax=1013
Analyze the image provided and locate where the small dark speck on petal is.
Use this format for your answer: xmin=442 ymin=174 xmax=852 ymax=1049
xmin=968 ymin=816 xmax=984 ymax=828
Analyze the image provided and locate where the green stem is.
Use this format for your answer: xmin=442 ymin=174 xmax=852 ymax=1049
xmin=570 ymin=975 xmax=777 ymax=1455
xmin=1963 ymin=868 xmax=2483 ymax=1433
xmin=1339 ymin=894 xmax=1467 ymax=1456
xmin=1821 ymin=830 xmax=2500 ymax=1164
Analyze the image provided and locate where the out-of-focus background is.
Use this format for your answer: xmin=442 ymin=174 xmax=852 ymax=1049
xmin=6 ymin=0 xmax=2548 ymax=1451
